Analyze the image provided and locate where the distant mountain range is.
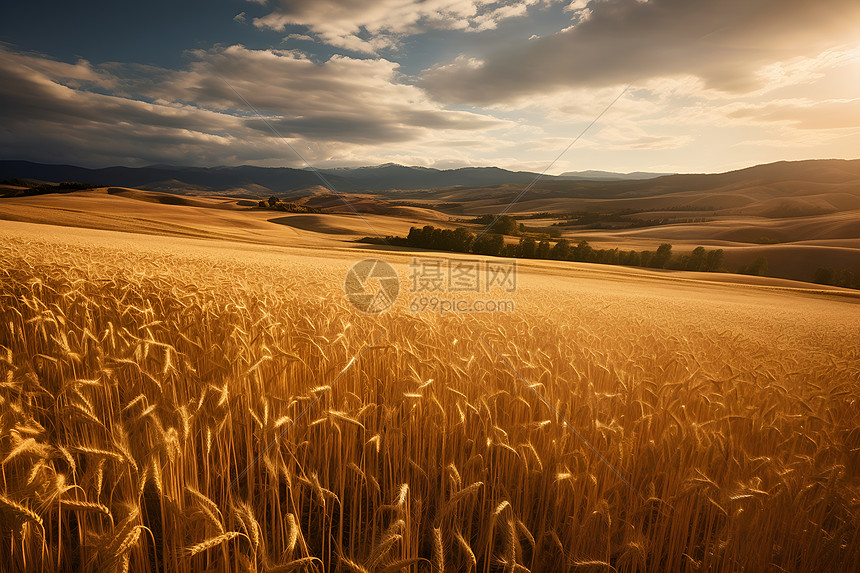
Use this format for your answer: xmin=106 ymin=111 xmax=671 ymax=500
xmin=0 ymin=160 xmax=672 ymax=197
xmin=559 ymin=170 xmax=673 ymax=180
xmin=404 ymin=158 xmax=860 ymax=218
xmin=3 ymin=159 xmax=858 ymax=206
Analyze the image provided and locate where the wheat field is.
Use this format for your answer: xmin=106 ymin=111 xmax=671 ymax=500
xmin=1 ymin=228 xmax=858 ymax=572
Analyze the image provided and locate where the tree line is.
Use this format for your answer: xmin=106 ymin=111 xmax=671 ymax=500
xmin=813 ymin=267 xmax=859 ymax=290
xmin=0 ymin=180 xmax=102 ymax=198
xmin=257 ymin=196 xmax=321 ymax=213
xmin=361 ymin=224 xmax=730 ymax=273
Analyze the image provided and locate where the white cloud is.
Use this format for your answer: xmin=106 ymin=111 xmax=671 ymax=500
xmin=564 ymin=0 xmax=589 ymax=10
xmin=563 ymin=0 xmax=592 ymax=22
xmin=283 ymin=33 xmax=315 ymax=42
xmin=470 ymin=1 xmax=536 ymax=32
xmin=253 ymin=0 xmax=552 ymax=53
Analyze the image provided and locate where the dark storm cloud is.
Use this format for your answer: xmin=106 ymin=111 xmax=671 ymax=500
xmin=0 ymin=45 xmax=501 ymax=166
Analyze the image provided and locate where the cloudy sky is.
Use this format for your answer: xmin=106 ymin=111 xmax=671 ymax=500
xmin=1 ymin=0 xmax=858 ymax=173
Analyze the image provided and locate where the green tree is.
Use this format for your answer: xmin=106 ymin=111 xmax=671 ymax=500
xmin=835 ymin=269 xmax=857 ymax=289
xmin=472 ymin=233 xmax=504 ymax=256
xmin=705 ymin=249 xmax=724 ymax=272
xmin=487 ymin=215 xmax=519 ymax=236
xmin=406 ymin=226 xmax=420 ymax=246
xmin=603 ymin=248 xmax=620 ymax=265
xmin=739 ymin=257 xmax=769 ymax=276
xmin=622 ymin=250 xmax=641 ymax=267
xmin=536 ymin=240 xmax=551 ymax=259
xmin=572 ymin=240 xmax=592 ymax=262
xmin=640 ymin=250 xmax=652 ymax=267
xmin=518 ymin=236 xmax=537 ymax=258
xmin=813 ymin=267 xmax=834 ymax=285
xmin=420 ymin=225 xmax=435 ymax=247
xmin=687 ymin=246 xmax=706 ymax=271
xmin=437 ymin=228 xmax=455 ymax=251
xmin=651 ymin=243 xmax=673 ymax=268
xmin=550 ymin=239 xmax=571 ymax=260
xmin=452 ymin=227 xmax=474 ymax=252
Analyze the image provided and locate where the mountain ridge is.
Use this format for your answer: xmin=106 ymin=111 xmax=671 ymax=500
xmin=1 ymin=159 xmax=858 ymax=201
xmin=559 ymin=170 xmax=673 ymax=180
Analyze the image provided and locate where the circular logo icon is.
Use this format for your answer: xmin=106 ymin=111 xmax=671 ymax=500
xmin=344 ymin=258 xmax=399 ymax=313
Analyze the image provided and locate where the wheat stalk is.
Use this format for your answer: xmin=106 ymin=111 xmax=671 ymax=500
xmin=187 ymin=531 xmax=245 ymax=556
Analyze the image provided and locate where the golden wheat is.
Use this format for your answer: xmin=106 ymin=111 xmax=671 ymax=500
xmin=0 ymin=234 xmax=857 ymax=572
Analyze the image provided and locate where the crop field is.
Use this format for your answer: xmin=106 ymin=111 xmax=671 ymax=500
xmin=1 ymin=227 xmax=858 ymax=572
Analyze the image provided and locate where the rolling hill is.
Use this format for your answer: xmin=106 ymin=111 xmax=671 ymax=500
xmin=1 ymin=158 xmax=858 ymax=285
xmin=399 ymin=159 xmax=860 ymax=216
xmin=3 ymin=159 xmax=858 ymax=212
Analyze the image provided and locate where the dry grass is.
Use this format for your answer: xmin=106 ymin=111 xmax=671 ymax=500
xmin=0 ymin=234 xmax=858 ymax=572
